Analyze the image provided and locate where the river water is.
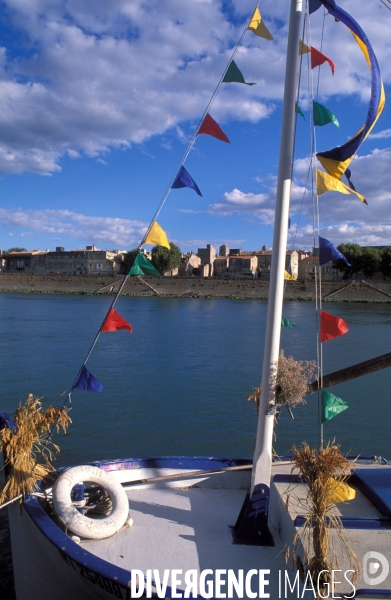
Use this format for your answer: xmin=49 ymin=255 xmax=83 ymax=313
xmin=1 ymin=293 xmax=390 ymax=598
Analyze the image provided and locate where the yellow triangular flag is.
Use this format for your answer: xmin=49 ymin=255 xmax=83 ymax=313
xmin=144 ymin=221 xmax=170 ymax=249
xmin=298 ymin=40 xmax=310 ymax=55
xmin=328 ymin=478 xmax=356 ymax=503
xmin=284 ymin=270 xmax=297 ymax=281
xmin=247 ymin=7 xmax=274 ymax=40
xmin=316 ymin=169 xmax=367 ymax=204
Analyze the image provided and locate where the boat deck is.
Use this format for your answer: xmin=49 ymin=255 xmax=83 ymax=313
xmin=82 ymin=484 xmax=289 ymax=597
xmin=77 ymin=463 xmax=391 ymax=596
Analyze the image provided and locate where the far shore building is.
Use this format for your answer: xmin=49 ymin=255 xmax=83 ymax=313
xmin=6 ymin=246 xmax=127 ymax=276
xmin=179 ymin=253 xmax=202 ymax=277
xmin=197 ymin=244 xmax=216 ymax=277
xmin=213 ymin=256 xmax=229 ymax=277
xmin=298 ymin=254 xmax=340 ymax=281
xmin=227 ymin=253 xmax=258 ymax=278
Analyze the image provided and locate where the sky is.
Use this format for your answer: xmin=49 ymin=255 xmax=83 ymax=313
xmin=0 ymin=0 xmax=390 ymax=254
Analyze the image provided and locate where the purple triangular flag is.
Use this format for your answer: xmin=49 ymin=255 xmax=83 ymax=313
xmin=171 ymin=166 xmax=202 ymax=196
xmin=73 ymin=365 xmax=104 ymax=392
xmin=319 ymin=236 xmax=351 ymax=267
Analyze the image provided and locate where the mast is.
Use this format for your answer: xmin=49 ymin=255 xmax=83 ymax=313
xmin=251 ymin=0 xmax=303 ymax=493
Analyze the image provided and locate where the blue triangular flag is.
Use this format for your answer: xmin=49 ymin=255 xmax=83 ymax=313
xmin=319 ymin=236 xmax=351 ymax=267
xmin=309 ymin=0 xmax=322 ymax=14
xmin=171 ymin=165 xmax=202 ymax=196
xmin=73 ymin=365 xmax=104 ymax=392
xmin=344 ymin=168 xmax=357 ymax=192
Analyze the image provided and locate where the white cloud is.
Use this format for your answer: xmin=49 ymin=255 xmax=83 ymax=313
xmin=370 ymin=129 xmax=391 ymax=140
xmin=208 ymin=146 xmax=391 ymax=246
xmin=0 ymin=208 xmax=148 ymax=247
xmin=0 ymin=0 xmax=389 ymax=175
xmin=208 ymin=188 xmax=274 ymax=221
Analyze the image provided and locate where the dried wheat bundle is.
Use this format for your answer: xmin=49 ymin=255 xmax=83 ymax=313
xmin=247 ymin=351 xmax=316 ymax=410
xmin=287 ymin=443 xmax=360 ymax=597
xmin=0 ymin=394 xmax=71 ymax=503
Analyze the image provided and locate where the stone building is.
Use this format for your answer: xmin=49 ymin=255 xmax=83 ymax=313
xmin=213 ymin=256 xmax=229 ymax=276
xmin=179 ymin=253 xmax=202 ymax=277
xmin=298 ymin=255 xmax=340 ymax=281
xmin=6 ymin=247 xmax=127 ymax=275
xmin=227 ymin=254 xmax=258 ymax=278
xmin=219 ymin=244 xmax=229 ymax=257
xmin=197 ymin=244 xmax=216 ymax=277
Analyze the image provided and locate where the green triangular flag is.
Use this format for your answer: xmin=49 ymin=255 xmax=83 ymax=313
xmin=313 ymin=101 xmax=340 ymax=128
xmin=223 ymin=61 xmax=255 ymax=86
xmin=281 ymin=317 xmax=295 ymax=327
xmin=295 ymin=102 xmax=305 ymax=120
xmin=321 ymin=390 xmax=349 ymax=423
xmin=129 ymin=251 xmax=161 ymax=277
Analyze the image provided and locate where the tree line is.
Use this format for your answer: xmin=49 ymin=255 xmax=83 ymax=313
xmin=333 ymin=243 xmax=391 ymax=280
xmin=125 ymin=242 xmax=182 ymax=275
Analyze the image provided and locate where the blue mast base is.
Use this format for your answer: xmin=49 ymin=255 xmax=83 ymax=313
xmin=231 ymin=484 xmax=274 ymax=546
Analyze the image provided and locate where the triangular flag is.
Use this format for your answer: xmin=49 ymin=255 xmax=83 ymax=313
xmin=247 ymin=7 xmax=274 ymax=40
xmin=322 ymin=390 xmax=350 ymax=422
xmin=223 ymin=61 xmax=255 ymax=86
xmin=129 ymin=252 xmax=161 ymax=277
xmin=313 ymin=101 xmax=339 ymax=128
xmin=344 ymin=168 xmax=357 ymax=192
xmin=73 ymin=365 xmax=104 ymax=392
xmin=198 ymin=113 xmax=230 ymax=143
xmin=171 ymin=165 xmax=202 ymax=196
xmin=320 ymin=310 xmax=348 ymax=342
xmin=311 ymin=46 xmax=335 ymax=74
xmin=298 ymin=40 xmax=310 ymax=55
xmin=319 ymin=237 xmax=351 ymax=267
xmin=281 ymin=317 xmax=295 ymax=327
xmin=309 ymin=0 xmax=323 ymax=15
xmin=100 ymin=308 xmax=132 ymax=333
xmin=284 ymin=270 xmax=297 ymax=281
xmin=316 ymin=169 xmax=367 ymax=204
xmin=295 ymin=102 xmax=305 ymax=120
xmin=144 ymin=221 xmax=170 ymax=249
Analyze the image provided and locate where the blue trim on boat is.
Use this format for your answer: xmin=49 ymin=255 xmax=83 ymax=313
xmin=294 ymin=515 xmax=391 ymax=530
xmin=350 ymin=469 xmax=391 ymax=517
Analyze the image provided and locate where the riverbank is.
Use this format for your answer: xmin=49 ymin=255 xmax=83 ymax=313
xmin=1 ymin=273 xmax=391 ymax=301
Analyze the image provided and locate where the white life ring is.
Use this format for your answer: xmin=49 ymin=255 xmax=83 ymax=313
xmin=52 ymin=465 xmax=129 ymax=540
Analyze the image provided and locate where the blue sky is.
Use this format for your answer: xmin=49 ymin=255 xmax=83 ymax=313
xmin=0 ymin=0 xmax=390 ymax=254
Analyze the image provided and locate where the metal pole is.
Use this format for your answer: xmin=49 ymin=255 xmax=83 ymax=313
xmin=251 ymin=0 xmax=303 ymax=493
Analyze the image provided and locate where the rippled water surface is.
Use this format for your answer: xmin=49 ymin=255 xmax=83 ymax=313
xmin=1 ymin=293 xmax=391 ymax=597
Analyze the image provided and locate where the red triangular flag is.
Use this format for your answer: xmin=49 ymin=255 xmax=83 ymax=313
xmin=100 ymin=308 xmax=132 ymax=333
xmin=198 ymin=113 xmax=230 ymax=143
xmin=320 ymin=310 xmax=348 ymax=342
xmin=310 ymin=46 xmax=335 ymax=75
